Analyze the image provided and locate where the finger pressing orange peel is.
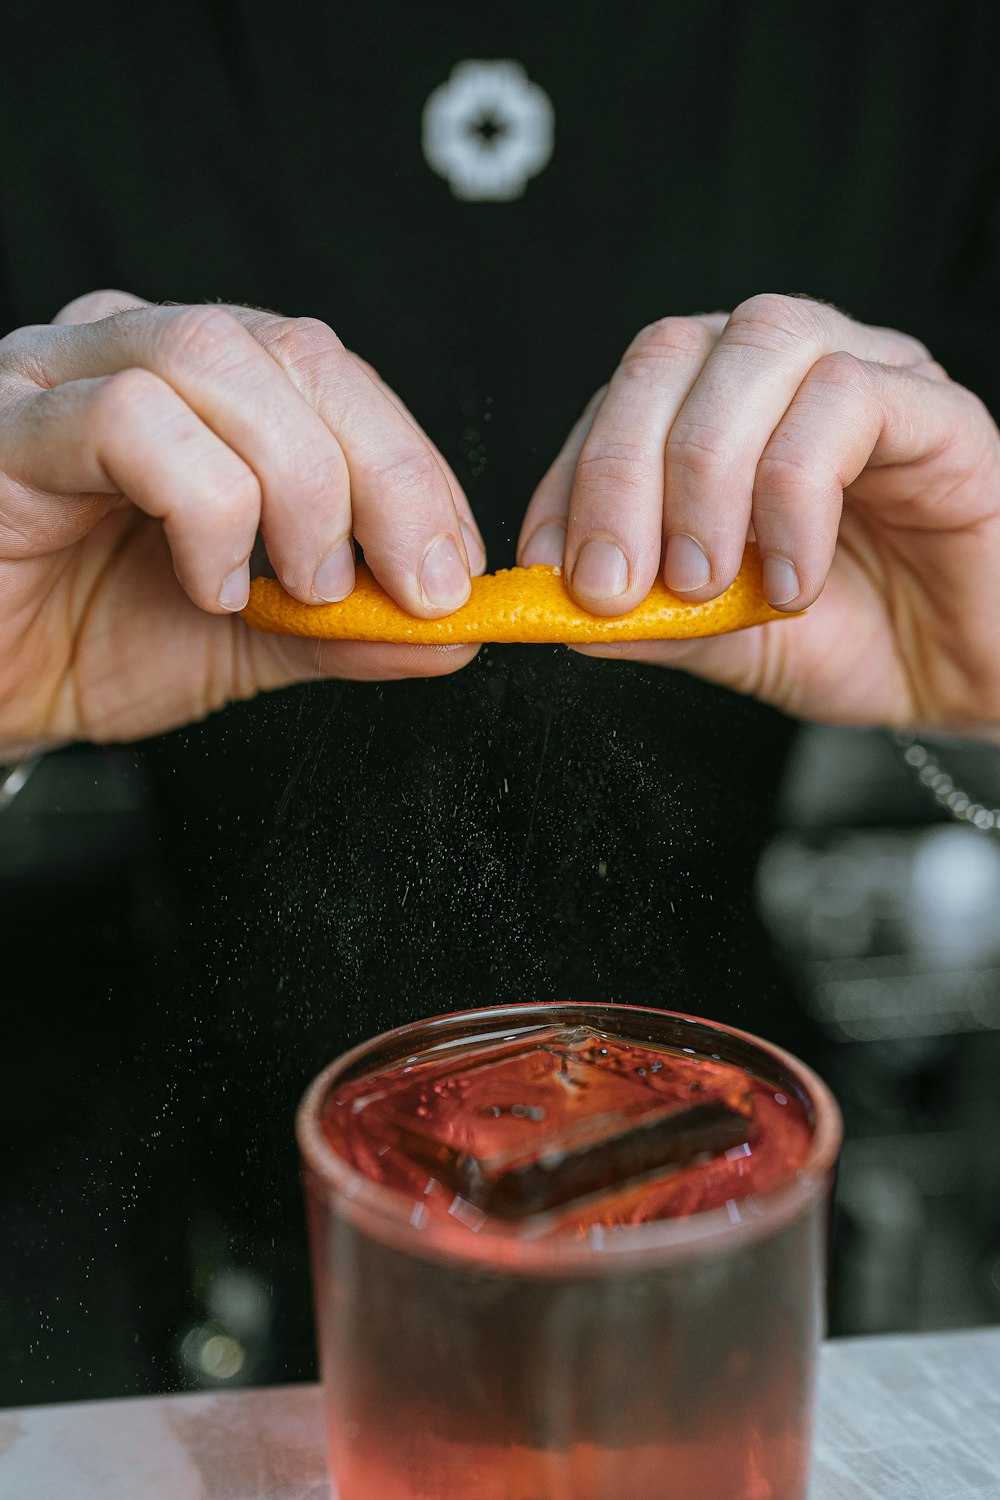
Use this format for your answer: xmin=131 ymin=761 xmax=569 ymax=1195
xmin=242 ymin=544 xmax=794 ymax=643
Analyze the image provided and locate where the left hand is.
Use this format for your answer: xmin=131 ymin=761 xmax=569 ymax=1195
xmin=517 ymin=294 xmax=1000 ymax=732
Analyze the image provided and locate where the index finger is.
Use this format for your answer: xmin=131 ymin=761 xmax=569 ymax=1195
xmin=347 ymin=350 xmax=486 ymax=576
xmin=519 ymin=316 xmax=729 ymax=614
xmin=222 ymin=309 xmax=476 ymax=613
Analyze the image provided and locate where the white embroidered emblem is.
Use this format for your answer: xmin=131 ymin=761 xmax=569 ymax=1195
xmin=422 ymin=60 xmax=554 ymax=201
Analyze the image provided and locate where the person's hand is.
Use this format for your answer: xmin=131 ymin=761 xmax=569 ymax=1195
xmin=0 ymin=291 xmax=485 ymax=756
xmin=518 ymin=294 xmax=1000 ymax=732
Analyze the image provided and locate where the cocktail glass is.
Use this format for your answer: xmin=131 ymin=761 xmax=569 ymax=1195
xmin=297 ymin=1002 xmax=842 ymax=1500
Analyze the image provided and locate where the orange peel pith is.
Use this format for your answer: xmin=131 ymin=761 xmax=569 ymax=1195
xmin=241 ymin=544 xmax=795 ymax=644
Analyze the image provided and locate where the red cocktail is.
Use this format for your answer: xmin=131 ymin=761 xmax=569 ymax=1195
xmin=298 ymin=1003 xmax=841 ymax=1500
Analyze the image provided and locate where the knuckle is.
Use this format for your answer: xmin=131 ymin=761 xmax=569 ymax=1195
xmin=896 ymin=331 xmax=932 ymax=364
xmin=809 ymin=349 xmax=866 ymax=391
xmin=728 ymin=292 xmax=828 ymax=350
xmin=94 ymin=366 xmax=164 ymax=427
xmin=916 ymin=358 xmax=951 ymax=384
xmin=955 ymin=384 xmax=992 ymax=424
xmin=944 ymin=382 xmax=998 ymax=445
xmin=159 ymin=304 xmax=244 ymax=365
xmin=574 ymin=437 xmax=660 ymax=496
xmin=91 ymin=286 xmax=137 ymax=303
xmin=756 ymin=445 xmax=822 ymax=500
xmin=622 ymin=316 xmax=712 ymax=372
xmin=207 ymin=463 xmax=261 ymax=529
xmin=289 ymin=444 xmax=348 ymax=512
xmin=164 ymin=456 xmax=261 ymax=544
xmin=0 ymin=325 xmax=47 ymax=377
xmin=665 ymin=421 xmax=728 ymax=479
xmin=265 ymin=316 xmax=346 ymax=376
xmin=60 ymin=288 xmax=143 ymax=323
xmin=369 ymin=445 xmax=443 ymax=500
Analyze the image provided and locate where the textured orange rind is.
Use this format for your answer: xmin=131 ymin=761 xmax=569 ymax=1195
xmin=242 ymin=544 xmax=794 ymax=643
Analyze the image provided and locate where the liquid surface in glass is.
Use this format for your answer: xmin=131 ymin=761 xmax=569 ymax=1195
xmin=322 ymin=1022 xmax=813 ymax=1235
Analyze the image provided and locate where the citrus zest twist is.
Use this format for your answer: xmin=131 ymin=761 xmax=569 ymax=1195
xmin=241 ymin=544 xmax=795 ymax=643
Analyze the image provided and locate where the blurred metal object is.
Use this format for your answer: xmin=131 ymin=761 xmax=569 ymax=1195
xmin=835 ymin=1168 xmax=924 ymax=1333
xmin=808 ymin=955 xmax=1000 ymax=1042
xmin=759 ymin=724 xmax=1000 ymax=1334
xmin=179 ymin=1324 xmax=247 ymax=1384
xmin=176 ymin=1263 xmax=274 ymax=1390
xmin=0 ymin=756 xmax=40 ymax=810
xmin=176 ymin=1214 xmax=276 ymax=1391
xmin=776 ymin=725 xmax=918 ymax=828
xmin=758 ymin=825 xmax=1000 ymax=1041
xmin=0 ymin=748 xmax=150 ymax=882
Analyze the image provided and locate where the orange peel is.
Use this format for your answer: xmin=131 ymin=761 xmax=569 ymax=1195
xmin=242 ymin=543 xmax=794 ymax=644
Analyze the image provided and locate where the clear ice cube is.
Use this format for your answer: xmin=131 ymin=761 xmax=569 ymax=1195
xmin=342 ymin=1025 xmax=754 ymax=1221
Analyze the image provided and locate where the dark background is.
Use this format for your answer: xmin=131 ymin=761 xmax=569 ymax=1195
xmin=2 ymin=1 xmax=1000 ymax=1404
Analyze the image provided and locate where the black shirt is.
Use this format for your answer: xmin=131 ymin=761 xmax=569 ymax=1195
xmin=3 ymin=0 xmax=999 ymax=1401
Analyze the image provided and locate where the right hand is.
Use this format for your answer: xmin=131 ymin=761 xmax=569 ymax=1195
xmin=0 ymin=290 xmax=485 ymax=756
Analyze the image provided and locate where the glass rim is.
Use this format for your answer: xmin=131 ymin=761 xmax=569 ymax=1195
xmin=296 ymin=1002 xmax=843 ymax=1274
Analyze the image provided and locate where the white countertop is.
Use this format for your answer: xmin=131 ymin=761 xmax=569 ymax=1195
xmin=2 ymin=1328 xmax=998 ymax=1499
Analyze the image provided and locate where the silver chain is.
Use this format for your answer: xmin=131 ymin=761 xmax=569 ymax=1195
xmin=895 ymin=732 xmax=1000 ymax=832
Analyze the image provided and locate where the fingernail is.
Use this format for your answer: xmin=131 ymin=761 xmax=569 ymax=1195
xmin=572 ymin=538 xmax=629 ymax=600
xmin=419 ymin=534 xmax=471 ymax=610
xmin=664 ymin=534 xmax=711 ymax=593
xmin=460 ymin=522 xmax=487 ymax=576
xmin=763 ymin=554 xmax=800 ymax=608
xmin=219 ymin=563 xmax=250 ymax=612
xmin=521 ymin=521 xmax=567 ymax=568
xmin=313 ymin=539 xmax=355 ymax=602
